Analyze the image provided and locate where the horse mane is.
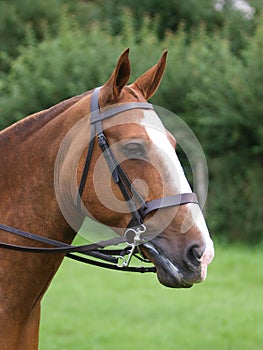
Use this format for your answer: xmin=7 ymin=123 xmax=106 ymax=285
xmin=0 ymin=90 xmax=92 ymax=138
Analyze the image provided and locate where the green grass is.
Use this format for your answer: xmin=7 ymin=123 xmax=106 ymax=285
xmin=39 ymin=241 xmax=263 ymax=350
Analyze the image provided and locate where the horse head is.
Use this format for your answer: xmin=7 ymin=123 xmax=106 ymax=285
xmin=77 ymin=49 xmax=214 ymax=288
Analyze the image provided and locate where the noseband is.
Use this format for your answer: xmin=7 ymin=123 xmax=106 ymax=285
xmin=0 ymin=88 xmax=198 ymax=273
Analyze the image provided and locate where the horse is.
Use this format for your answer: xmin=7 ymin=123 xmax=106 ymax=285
xmin=0 ymin=48 xmax=214 ymax=349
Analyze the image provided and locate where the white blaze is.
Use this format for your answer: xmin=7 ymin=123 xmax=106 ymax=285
xmin=142 ymin=110 xmax=191 ymax=195
xmin=142 ymin=110 xmax=214 ymax=270
xmin=145 ymin=126 xmax=191 ymax=194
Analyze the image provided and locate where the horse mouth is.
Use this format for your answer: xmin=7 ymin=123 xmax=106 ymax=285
xmin=141 ymin=241 xmax=195 ymax=288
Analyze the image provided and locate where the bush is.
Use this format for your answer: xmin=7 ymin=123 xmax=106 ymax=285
xmin=161 ymin=24 xmax=263 ymax=244
xmin=0 ymin=10 xmax=165 ymax=128
xmin=0 ymin=0 xmax=68 ymax=58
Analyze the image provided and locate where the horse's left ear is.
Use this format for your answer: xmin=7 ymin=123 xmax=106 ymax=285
xmin=100 ymin=48 xmax=131 ymax=103
xmin=130 ymin=50 xmax=168 ymax=100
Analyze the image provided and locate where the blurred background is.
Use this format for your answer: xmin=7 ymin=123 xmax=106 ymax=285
xmin=1 ymin=0 xmax=262 ymax=245
xmin=1 ymin=1 xmax=262 ymax=349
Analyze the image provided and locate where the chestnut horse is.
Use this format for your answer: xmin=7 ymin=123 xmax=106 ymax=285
xmin=0 ymin=49 xmax=214 ymax=349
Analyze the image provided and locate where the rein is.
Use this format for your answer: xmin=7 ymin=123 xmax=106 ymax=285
xmin=0 ymin=88 xmax=199 ymax=273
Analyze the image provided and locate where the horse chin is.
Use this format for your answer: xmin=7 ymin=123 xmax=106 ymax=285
xmin=142 ymin=242 xmax=195 ymax=288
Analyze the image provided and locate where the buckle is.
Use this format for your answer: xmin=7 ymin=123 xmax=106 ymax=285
xmin=124 ymin=224 xmax=146 ymax=245
xmin=116 ymin=225 xmax=147 ymax=268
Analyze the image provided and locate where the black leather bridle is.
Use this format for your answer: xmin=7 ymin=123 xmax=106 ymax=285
xmin=0 ymin=87 xmax=199 ymax=273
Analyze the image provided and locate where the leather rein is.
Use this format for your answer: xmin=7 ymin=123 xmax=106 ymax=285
xmin=0 ymin=88 xmax=199 ymax=273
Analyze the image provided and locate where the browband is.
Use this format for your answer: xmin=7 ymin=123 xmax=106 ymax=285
xmin=90 ymin=87 xmax=154 ymax=124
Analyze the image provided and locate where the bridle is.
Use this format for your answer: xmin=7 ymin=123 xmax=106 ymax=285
xmin=0 ymin=87 xmax=199 ymax=273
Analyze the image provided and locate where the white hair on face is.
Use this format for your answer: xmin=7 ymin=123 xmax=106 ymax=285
xmin=141 ymin=109 xmax=214 ymax=265
xmin=141 ymin=110 xmax=192 ymax=194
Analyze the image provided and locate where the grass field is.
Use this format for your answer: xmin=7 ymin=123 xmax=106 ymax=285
xmin=39 ymin=240 xmax=263 ymax=350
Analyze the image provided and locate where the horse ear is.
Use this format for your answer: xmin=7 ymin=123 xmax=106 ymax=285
xmin=130 ymin=50 xmax=168 ymax=100
xmin=100 ymin=48 xmax=131 ymax=103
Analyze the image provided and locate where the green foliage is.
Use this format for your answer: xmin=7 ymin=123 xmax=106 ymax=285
xmin=0 ymin=2 xmax=262 ymax=243
xmin=161 ymin=22 xmax=263 ymax=244
xmin=208 ymin=159 xmax=263 ymax=244
xmin=0 ymin=0 xmax=67 ymax=57
xmin=0 ymin=10 xmax=163 ymax=128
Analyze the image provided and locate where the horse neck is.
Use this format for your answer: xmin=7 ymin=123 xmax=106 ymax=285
xmin=1 ymin=92 xmax=92 ymax=244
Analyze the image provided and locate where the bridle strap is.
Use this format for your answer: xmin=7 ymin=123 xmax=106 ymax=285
xmin=0 ymin=223 xmax=126 ymax=253
xmin=127 ymin=193 xmax=199 ymax=228
xmin=141 ymin=193 xmax=199 ymax=219
xmin=90 ymin=87 xmax=154 ymax=125
xmin=78 ymin=123 xmax=96 ymax=199
xmin=97 ymin=133 xmax=146 ymax=226
xmin=0 ymin=223 xmax=155 ymax=273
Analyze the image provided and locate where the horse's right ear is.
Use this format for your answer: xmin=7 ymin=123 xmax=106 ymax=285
xmin=130 ymin=50 xmax=168 ymax=100
xmin=100 ymin=48 xmax=131 ymax=104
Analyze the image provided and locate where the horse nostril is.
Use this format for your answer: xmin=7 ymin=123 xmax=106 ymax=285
xmin=185 ymin=244 xmax=205 ymax=267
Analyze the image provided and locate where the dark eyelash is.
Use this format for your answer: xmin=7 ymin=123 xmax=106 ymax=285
xmin=123 ymin=143 xmax=146 ymax=159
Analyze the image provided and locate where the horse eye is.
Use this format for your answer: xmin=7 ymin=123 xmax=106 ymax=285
xmin=123 ymin=143 xmax=146 ymax=159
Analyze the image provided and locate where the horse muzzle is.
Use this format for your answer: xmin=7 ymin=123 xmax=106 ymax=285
xmin=141 ymin=238 xmax=214 ymax=288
